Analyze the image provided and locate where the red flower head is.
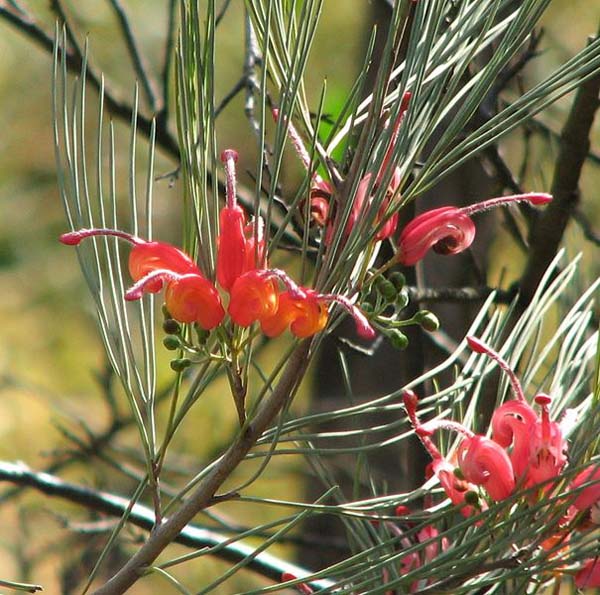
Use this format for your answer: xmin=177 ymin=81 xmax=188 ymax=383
xmin=60 ymin=228 xmax=225 ymax=330
xmin=398 ymin=193 xmax=552 ymax=266
xmin=228 ymin=270 xmax=279 ymax=327
xmin=469 ymin=336 xmax=569 ymax=490
xmin=260 ymin=289 xmax=328 ymax=338
xmin=571 ymin=464 xmax=600 ymax=513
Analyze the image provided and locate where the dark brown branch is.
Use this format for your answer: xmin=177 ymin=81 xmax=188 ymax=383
xmin=519 ymin=33 xmax=600 ymax=309
xmin=0 ymin=460 xmax=333 ymax=590
xmin=406 ymin=285 xmax=516 ymax=304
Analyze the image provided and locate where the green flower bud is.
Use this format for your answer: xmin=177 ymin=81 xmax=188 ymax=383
xmin=417 ymin=310 xmax=440 ymax=332
xmin=389 ymin=272 xmax=406 ymax=291
xmin=170 ymin=358 xmax=191 ymax=372
xmin=163 ymin=318 xmax=181 ymax=335
xmin=387 ymin=329 xmax=409 ymax=350
xmin=378 ymin=279 xmax=397 ymax=301
xmin=396 ymin=289 xmax=409 ymax=309
xmin=163 ymin=336 xmax=181 ymax=351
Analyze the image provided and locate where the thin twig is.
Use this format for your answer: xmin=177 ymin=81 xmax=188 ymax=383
xmin=0 ymin=460 xmax=333 ymax=590
xmin=0 ymin=1 xmax=180 ymax=160
xmin=106 ymin=0 xmax=160 ymax=112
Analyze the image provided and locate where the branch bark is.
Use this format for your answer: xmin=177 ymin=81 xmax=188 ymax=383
xmin=0 ymin=460 xmax=332 ymax=590
xmin=93 ymin=340 xmax=312 ymax=594
xmin=519 ymin=33 xmax=600 ymax=309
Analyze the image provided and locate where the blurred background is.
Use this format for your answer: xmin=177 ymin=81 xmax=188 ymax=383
xmin=0 ymin=0 xmax=598 ymax=592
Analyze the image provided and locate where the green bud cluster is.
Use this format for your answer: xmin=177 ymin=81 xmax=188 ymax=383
xmin=170 ymin=358 xmax=191 ymax=372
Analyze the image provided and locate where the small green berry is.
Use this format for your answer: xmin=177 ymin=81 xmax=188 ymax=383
xmin=387 ymin=329 xmax=409 ymax=350
xmin=453 ymin=467 xmax=465 ymax=480
xmin=417 ymin=310 xmax=440 ymax=332
xmin=378 ymin=280 xmax=397 ymax=301
xmin=163 ymin=319 xmax=181 ymax=335
xmin=163 ymin=336 xmax=181 ymax=351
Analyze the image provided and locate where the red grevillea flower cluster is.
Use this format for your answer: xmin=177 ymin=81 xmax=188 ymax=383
xmin=60 ymin=150 xmax=375 ymax=341
xmin=404 ymin=336 xmax=577 ymax=511
xmin=405 ymin=336 xmax=600 ymax=587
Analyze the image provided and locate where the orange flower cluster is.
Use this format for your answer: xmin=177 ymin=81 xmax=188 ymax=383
xmin=60 ymin=150 xmax=374 ymax=341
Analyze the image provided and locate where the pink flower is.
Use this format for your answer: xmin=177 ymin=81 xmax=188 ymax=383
xmin=571 ymin=464 xmax=600 ymax=513
xmin=398 ymin=193 xmax=552 ymax=266
xmin=575 ymin=558 xmax=600 ymax=589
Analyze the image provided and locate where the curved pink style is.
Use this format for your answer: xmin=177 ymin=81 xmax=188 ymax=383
xmin=397 ymin=207 xmax=476 ymax=266
xmin=457 ymin=435 xmax=515 ymax=501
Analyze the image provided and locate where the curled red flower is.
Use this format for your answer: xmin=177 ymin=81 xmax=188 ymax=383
xmin=398 ymin=193 xmax=552 ymax=266
xmin=260 ymin=290 xmax=328 ymax=338
xmin=228 ymin=270 xmax=279 ymax=327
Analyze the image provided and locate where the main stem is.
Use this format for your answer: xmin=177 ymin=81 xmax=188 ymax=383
xmin=93 ymin=340 xmax=311 ymax=594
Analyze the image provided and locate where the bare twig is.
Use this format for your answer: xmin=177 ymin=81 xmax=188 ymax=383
xmin=573 ymin=208 xmax=600 ymax=246
xmin=0 ymin=1 xmax=180 ymax=160
xmin=106 ymin=0 xmax=160 ymax=112
xmin=0 ymin=460 xmax=333 ymax=590
xmin=519 ymin=32 xmax=600 ymax=308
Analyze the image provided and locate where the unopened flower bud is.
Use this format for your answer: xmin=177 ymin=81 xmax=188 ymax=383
xmin=387 ymin=329 xmax=409 ymax=350
xmin=389 ymin=272 xmax=406 ymax=290
xmin=163 ymin=336 xmax=181 ymax=351
xmin=377 ymin=278 xmax=397 ymax=301
xmin=163 ymin=318 xmax=181 ymax=335
xmin=170 ymin=358 xmax=191 ymax=372
xmin=417 ymin=310 xmax=439 ymax=332
xmin=396 ymin=289 xmax=409 ymax=309
xmin=360 ymin=302 xmax=374 ymax=314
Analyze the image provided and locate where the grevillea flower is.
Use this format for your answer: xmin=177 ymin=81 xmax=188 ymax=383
xmin=468 ymin=336 xmax=569 ymax=491
xmin=397 ymin=193 xmax=552 ymax=266
xmin=60 ymin=229 xmax=225 ymax=329
xmin=260 ymin=288 xmax=375 ymax=339
xmin=457 ymin=434 xmax=515 ymax=501
xmin=403 ymin=390 xmax=482 ymax=515
xmin=227 ymin=270 xmax=280 ymax=328
xmin=571 ymin=464 xmax=600 ymax=515
xmin=217 ymin=149 xmax=251 ymax=291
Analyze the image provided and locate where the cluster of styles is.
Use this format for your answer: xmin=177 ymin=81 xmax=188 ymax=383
xmin=61 ymin=97 xmax=551 ymax=345
xmin=403 ymin=336 xmax=600 ymax=589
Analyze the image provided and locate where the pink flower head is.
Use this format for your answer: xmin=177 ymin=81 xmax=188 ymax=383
xmin=398 ymin=193 xmax=552 ymax=266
